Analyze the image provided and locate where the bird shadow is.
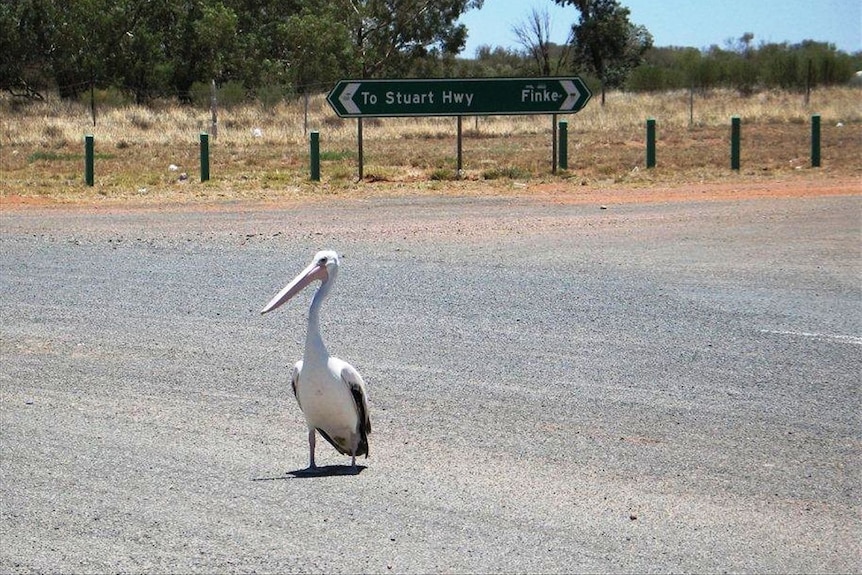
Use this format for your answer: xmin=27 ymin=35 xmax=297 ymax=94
xmin=252 ymin=464 xmax=366 ymax=481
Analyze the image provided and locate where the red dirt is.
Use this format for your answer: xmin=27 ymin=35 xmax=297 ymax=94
xmin=1 ymin=176 xmax=859 ymax=214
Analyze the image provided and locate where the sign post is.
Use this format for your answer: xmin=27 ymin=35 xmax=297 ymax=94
xmin=200 ymin=132 xmax=210 ymax=182
xmin=811 ymin=114 xmax=821 ymax=168
xmin=327 ymin=77 xmax=591 ymax=178
xmin=731 ymin=116 xmax=741 ymax=171
xmin=84 ymin=134 xmax=94 ymax=186
xmin=310 ymin=131 xmax=320 ymax=181
xmin=558 ymin=120 xmax=568 ymax=171
xmin=646 ymin=118 xmax=656 ymax=168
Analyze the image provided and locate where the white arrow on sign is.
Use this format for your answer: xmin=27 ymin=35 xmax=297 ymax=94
xmin=559 ymin=80 xmax=582 ymax=111
xmin=338 ymin=82 xmax=362 ymax=114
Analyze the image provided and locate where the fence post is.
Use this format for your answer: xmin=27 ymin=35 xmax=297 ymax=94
xmin=210 ymin=80 xmax=218 ymax=139
xmin=558 ymin=120 xmax=568 ymax=171
xmin=200 ymin=132 xmax=210 ymax=182
xmin=310 ymin=131 xmax=320 ymax=181
xmin=646 ymin=118 xmax=656 ymax=168
xmin=811 ymin=114 xmax=821 ymax=168
xmin=84 ymin=134 xmax=94 ymax=186
xmin=731 ymin=116 xmax=741 ymax=171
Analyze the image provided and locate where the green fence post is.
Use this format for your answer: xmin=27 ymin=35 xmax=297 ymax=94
xmin=646 ymin=118 xmax=656 ymax=168
xmin=811 ymin=114 xmax=821 ymax=168
xmin=84 ymin=134 xmax=94 ymax=186
xmin=200 ymin=132 xmax=210 ymax=182
xmin=310 ymin=131 xmax=320 ymax=181
xmin=731 ymin=116 xmax=741 ymax=171
xmin=558 ymin=120 xmax=568 ymax=171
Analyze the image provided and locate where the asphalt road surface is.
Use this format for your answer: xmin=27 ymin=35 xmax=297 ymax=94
xmin=1 ymin=192 xmax=860 ymax=573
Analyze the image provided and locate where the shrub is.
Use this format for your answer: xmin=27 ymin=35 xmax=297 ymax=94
xmin=482 ymin=166 xmax=530 ymax=180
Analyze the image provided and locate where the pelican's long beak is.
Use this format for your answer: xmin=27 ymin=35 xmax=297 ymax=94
xmin=261 ymin=259 xmax=328 ymax=314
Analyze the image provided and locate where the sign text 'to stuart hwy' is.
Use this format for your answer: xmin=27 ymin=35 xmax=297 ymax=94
xmin=327 ymin=77 xmax=591 ymax=118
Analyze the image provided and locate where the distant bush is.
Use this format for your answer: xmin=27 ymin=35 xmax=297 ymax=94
xmin=189 ymin=80 xmax=248 ymax=109
xmin=188 ymin=82 xmax=213 ymax=109
xmin=629 ymin=41 xmax=860 ymax=93
xmin=482 ymin=166 xmax=531 ymax=180
xmin=430 ymin=168 xmax=457 ymax=180
xmin=257 ymin=84 xmax=293 ymax=109
xmin=77 ymin=87 xmax=133 ymax=107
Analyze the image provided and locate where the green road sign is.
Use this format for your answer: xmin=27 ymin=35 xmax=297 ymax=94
xmin=327 ymin=77 xmax=591 ymax=118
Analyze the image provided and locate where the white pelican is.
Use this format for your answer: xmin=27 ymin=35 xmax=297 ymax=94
xmin=261 ymin=250 xmax=371 ymax=471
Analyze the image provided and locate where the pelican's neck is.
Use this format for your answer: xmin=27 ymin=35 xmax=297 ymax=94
xmin=305 ymin=279 xmax=332 ymax=362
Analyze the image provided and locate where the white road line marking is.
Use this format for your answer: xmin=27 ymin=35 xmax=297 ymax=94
xmin=759 ymin=329 xmax=862 ymax=345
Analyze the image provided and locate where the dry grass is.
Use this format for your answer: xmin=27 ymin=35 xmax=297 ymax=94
xmin=1 ymin=87 xmax=860 ymax=205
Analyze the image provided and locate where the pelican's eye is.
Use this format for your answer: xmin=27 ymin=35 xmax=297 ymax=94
xmin=318 ymin=257 xmax=328 ymax=265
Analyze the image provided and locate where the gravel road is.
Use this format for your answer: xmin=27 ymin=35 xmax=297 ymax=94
xmin=1 ymin=192 xmax=860 ymax=573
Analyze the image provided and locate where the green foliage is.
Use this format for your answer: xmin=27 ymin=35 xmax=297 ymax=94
xmin=217 ymin=81 xmax=247 ymax=108
xmin=482 ymin=165 xmax=531 ymax=180
xmin=555 ymin=0 xmax=653 ymax=98
xmin=320 ymin=150 xmax=354 ymax=161
xmin=257 ymin=84 xmax=293 ymax=108
xmin=347 ymin=0 xmax=483 ymax=78
xmin=188 ymin=81 xmax=213 ymax=109
xmin=27 ymin=151 xmax=114 ymax=162
xmin=430 ymin=168 xmax=458 ymax=180
xmin=628 ymin=39 xmax=859 ymax=93
xmin=280 ymin=6 xmax=352 ymax=92
xmin=467 ymin=46 xmax=533 ymax=77
xmin=1 ymin=0 xmax=858 ymax=103
xmin=200 ymin=79 xmax=284 ymax=111
xmin=27 ymin=151 xmax=81 ymax=162
xmin=1 ymin=0 xmax=484 ymax=100
xmin=0 ymin=0 xmax=48 ymax=99
xmin=79 ymin=87 xmax=133 ymax=107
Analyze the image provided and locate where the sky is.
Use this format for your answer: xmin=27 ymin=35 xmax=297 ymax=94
xmin=458 ymin=0 xmax=862 ymax=57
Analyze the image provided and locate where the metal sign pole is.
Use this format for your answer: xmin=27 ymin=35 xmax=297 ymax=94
xmin=357 ymin=118 xmax=364 ymax=181
xmin=456 ymin=116 xmax=463 ymax=177
xmin=552 ymin=114 xmax=558 ymax=174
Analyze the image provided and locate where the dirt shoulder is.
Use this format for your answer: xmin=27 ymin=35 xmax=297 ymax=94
xmin=512 ymin=176 xmax=860 ymax=205
xmin=1 ymin=174 xmax=859 ymax=215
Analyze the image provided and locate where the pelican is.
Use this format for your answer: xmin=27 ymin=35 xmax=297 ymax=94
xmin=261 ymin=250 xmax=371 ymax=471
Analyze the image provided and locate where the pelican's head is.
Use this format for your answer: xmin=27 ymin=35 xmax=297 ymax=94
xmin=261 ymin=250 xmax=340 ymax=314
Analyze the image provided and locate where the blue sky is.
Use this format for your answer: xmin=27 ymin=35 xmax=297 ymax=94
xmin=458 ymin=0 xmax=862 ymax=56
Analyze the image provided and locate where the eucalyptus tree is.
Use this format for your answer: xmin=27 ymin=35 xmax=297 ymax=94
xmin=512 ymin=6 xmax=572 ymax=76
xmin=554 ymin=0 xmax=652 ymax=104
xmin=340 ymin=0 xmax=484 ymax=78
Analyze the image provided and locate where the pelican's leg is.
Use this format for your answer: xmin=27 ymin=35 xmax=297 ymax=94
xmin=350 ymin=453 xmax=356 ymax=468
xmin=308 ymin=428 xmax=317 ymax=469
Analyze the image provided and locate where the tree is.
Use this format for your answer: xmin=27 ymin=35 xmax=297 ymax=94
xmin=554 ymin=0 xmax=652 ymax=104
xmin=281 ymin=7 xmax=352 ymax=93
xmin=512 ymin=6 xmax=572 ymax=75
xmin=1 ymin=0 xmax=186 ymax=102
xmin=0 ymin=0 xmax=46 ymax=99
xmin=220 ymin=0 xmax=304 ymax=91
xmin=187 ymin=2 xmax=239 ymax=91
xmin=5 ymin=0 xmax=102 ymax=99
xmin=107 ymin=0 xmax=183 ymax=103
xmin=464 ymin=45 xmax=531 ymax=77
xmin=342 ymin=0 xmax=484 ymax=78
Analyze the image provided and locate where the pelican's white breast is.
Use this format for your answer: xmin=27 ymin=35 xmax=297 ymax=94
xmin=295 ymin=358 xmax=360 ymax=437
